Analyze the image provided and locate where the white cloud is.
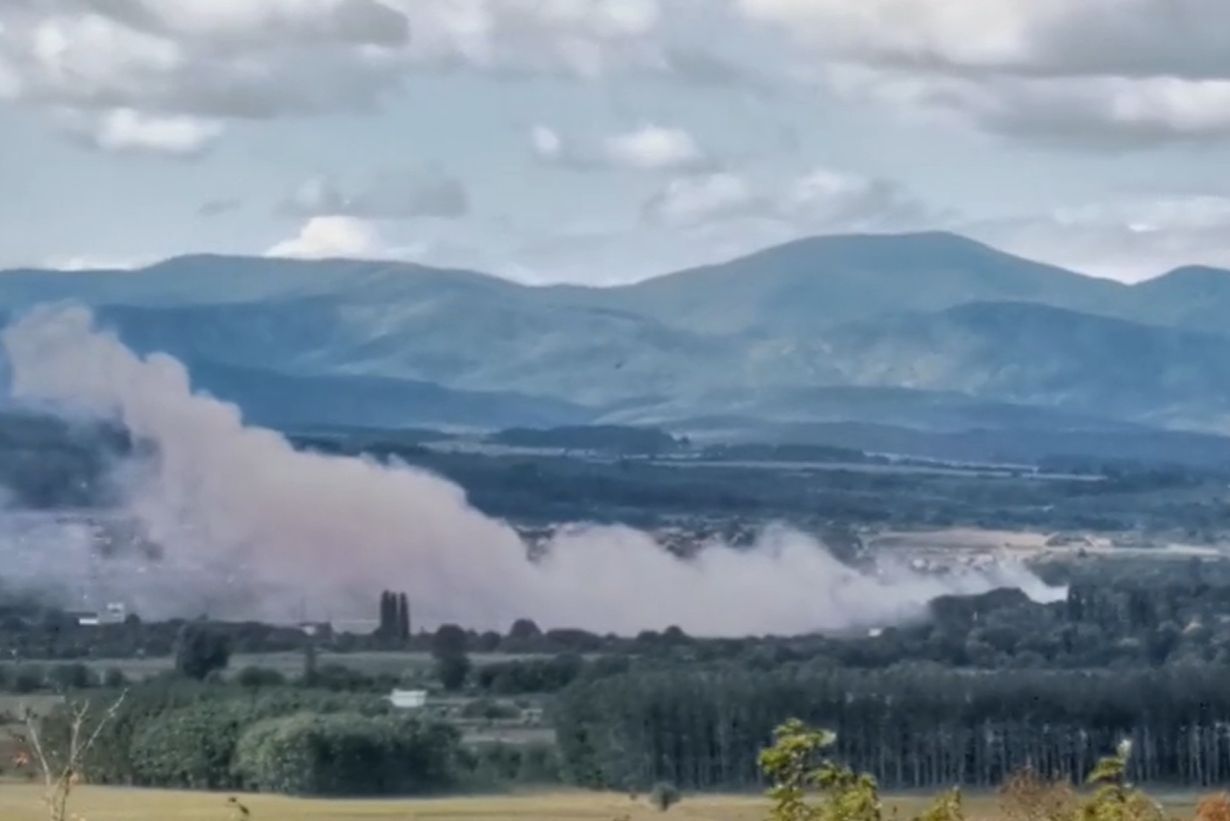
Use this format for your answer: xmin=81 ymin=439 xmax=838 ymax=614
xmin=602 ymin=124 xmax=704 ymax=170
xmin=536 ymin=123 xmax=710 ymax=171
xmin=267 ymin=216 xmax=384 ymax=259
xmin=643 ymin=165 xmax=937 ymax=233
xmin=643 ymin=172 xmax=759 ymax=226
xmin=736 ymin=0 xmax=1230 ymax=145
xmin=281 ymin=171 xmax=469 ymax=219
xmin=968 ymin=195 xmax=1230 ymax=281
xmin=530 ymin=125 xmax=563 ymax=160
xmin=0 ymin=0 xmax=669 ymax=154
xmin=89 ymin=108 xmax=223 ymax=156
xmin=782 ymin=167 xmax=930 ymax=230
xmin=44 ymin=254 xmax=148 ymax=271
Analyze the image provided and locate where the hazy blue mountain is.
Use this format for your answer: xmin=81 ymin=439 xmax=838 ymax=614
xmin=593 ymin=232 xmax=1129 ymax=334
xmin=182 ymin=359 xmax=591 ymax=430
xmin=817 ymin=302 xmax=1230 ymax=431
xmin=4 ymin=233 xmax=1230 ymax=439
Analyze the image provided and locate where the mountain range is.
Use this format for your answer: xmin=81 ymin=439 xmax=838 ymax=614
xmin=5 ymin=231 xmax=1230 ymax=452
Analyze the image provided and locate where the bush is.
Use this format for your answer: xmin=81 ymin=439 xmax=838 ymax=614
xmin=460 ymin=698 xmax=519 ymax=721
xmin=302 ymin=663 xmax=376 ymax=692
xmin=128 ymin=702 xmax=254 ymax=789
xmin=650 ymin=781 xmax=681 ymax=812
xmin=12 ymin=665 xmax=44 ymax=694
xmin=235 ymin=667 xmax=287 ymax=688
xmin=174 ymin=622 xmax=231 ymax=680
xmin=436 ymin=654 xmax=471 ymax=692
xmin=465 ymin=742 xmax=561 ymax=786
xmin=233 ymin=713 xmax=461 ymax=796
xmin=48 ymin=663 xmax=97 ymax=691
xmin=102 ymin=668 xmax=130 ymax=689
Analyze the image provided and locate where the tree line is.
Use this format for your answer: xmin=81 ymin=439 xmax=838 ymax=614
xmin=555 ymin=664 xmax=1230 ymax=791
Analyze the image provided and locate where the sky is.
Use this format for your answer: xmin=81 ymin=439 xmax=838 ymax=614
xmin=5 ymin=0 xmax=1230 ymax=284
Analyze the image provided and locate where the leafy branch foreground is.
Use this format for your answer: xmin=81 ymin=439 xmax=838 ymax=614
xmin=758 ymin=720 xmax=1183 ymax=821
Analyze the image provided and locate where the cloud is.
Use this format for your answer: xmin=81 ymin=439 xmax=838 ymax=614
xmin=83 ymin=108 xmax=223 ymax=156
xmin=198 ymin=197 xmax=242 ymax=218
xmin=281 ymin=171 xmax=469 ymax=219
xmin=535 ymin=123 xmax=710 ymax=171
xmin=643 ymin=165 xmax=937 ymax=232
xmin=643 ymin=172 xmax=760 ymax=226
xmin=530 ymin=125 xmax=563 ymax=160
xmin=735 ymin=0 xmax=1230 ymax=145
xmin=782 ymin=167 xmax=933 ymax=230
xmin=0 ymin=0 xmax=670 ymax=154
xmin=267 ymin=216 xmax=383 ymax=259
xmin=602 ymin=124 xmax=705 ymax=170
xmin=969 ymin=194 xmax=1230 ymax=281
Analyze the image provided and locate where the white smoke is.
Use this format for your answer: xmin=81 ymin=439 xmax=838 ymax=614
xmin=0 ymin=305 xmax=1064 ymax=635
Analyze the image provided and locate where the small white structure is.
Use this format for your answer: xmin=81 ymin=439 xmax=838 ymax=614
xmin=389 ymin=689 xmax=428 ymax=710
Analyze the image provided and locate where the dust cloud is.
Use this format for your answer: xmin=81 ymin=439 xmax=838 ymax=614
xmin=0 ymin=305 xmax=1064 ymax=635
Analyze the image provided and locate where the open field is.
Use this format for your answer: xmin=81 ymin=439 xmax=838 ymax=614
xmin=0 ymin=787 xmax=1211 ymax=821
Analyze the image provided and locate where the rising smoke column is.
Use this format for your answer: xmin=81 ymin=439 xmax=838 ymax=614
xmin=0 ymin=305 xmax=1063 ymax=634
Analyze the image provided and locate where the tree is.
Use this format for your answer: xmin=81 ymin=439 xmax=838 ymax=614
xmin=759 ymin=719 xmax=880 ymax=821
xmin=174 ymin=622 xmax=232 ymax=681
xmin=432 ymin=624 xmax=469 ymax=657
xmin=377 ymin=591 xmax=395 ymax=638
xmin=8 ymin=691 xmax=127 ymax=821
xmin=436 ymin=653 xmax=471 ymax=692
xmin=397 ymin=593 xmax=411 ymax=642
xmin=431 ymin=624 xmax=470 ymax=691
xmin=509 ymin=618 xmax=542 ymax=641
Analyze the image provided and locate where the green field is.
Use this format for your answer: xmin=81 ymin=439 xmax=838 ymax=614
xmin=0 ymin=787 xmax=1209 ymax=821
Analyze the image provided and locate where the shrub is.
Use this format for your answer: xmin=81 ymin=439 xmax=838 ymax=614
xmin=174 ymin=622 xmax=231 ymax=680
xmin=1195 ymin=794 xmax=1230 ymax=821
xmin=235 ymin=666 xmax=287 ymax=688
xmin=102 ymin=668 xmax=129 ymax=689
xmin=460 ymin=698 xmax=519 ymax=721
xmin=128 ymin=702 xmax=253 ymax=789
xmin=233 ymin=712 xmax=461 ymax=796
xmin=48 ymin=663 xmax=97 ymax=691
xmin=999 ymin=768 xmax=1077 ymax=821
xmin=650 ymin=781 xmax=681 ymax=812
xmin=12 ymin=665 xmax=44 ymax=694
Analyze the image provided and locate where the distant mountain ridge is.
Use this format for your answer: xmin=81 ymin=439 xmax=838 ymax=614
xmin=4 ymin=232 xmax=1230 ymax=443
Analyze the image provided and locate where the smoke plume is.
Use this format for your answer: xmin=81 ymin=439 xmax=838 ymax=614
xmin=0 ymin=306 xmax=1063 ymax=635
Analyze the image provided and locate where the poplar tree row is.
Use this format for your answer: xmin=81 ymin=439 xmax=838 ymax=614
xmin=376 ymin=591 xmax=411 ymax=642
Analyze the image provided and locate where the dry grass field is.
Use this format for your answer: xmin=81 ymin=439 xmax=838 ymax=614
xmin=0 ymin=787 xmax=1209 ymax=821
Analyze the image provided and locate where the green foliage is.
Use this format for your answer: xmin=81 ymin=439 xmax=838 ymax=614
xmin=1078 ymin=742 xmax=1165 ymax=821
xmin=47 ymin=663 xmax=97 ymax=691
xmin=759 ymin=719 xmax=879 ymax=821
xmin=174 ymin=622 xmax=232 ymax=680
xmin=235 ymin=666 xmax=287 ymax=688
xmin=128 ymin=702 xmax=254 ymax=789
xmin=915 ymin=789 xmax=964 ymax=821
xmin=476 ymin=653 xmax=584 ymax=694
xmin=51 ymin=680 xmax=394 ymax=788
xmin=436 ymin=653 xmax=471 ymax=691
xmin=463 ymin=742 xmax=561 ymax=787
xmin=232 ymin=712 xmax=460 ymax=796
